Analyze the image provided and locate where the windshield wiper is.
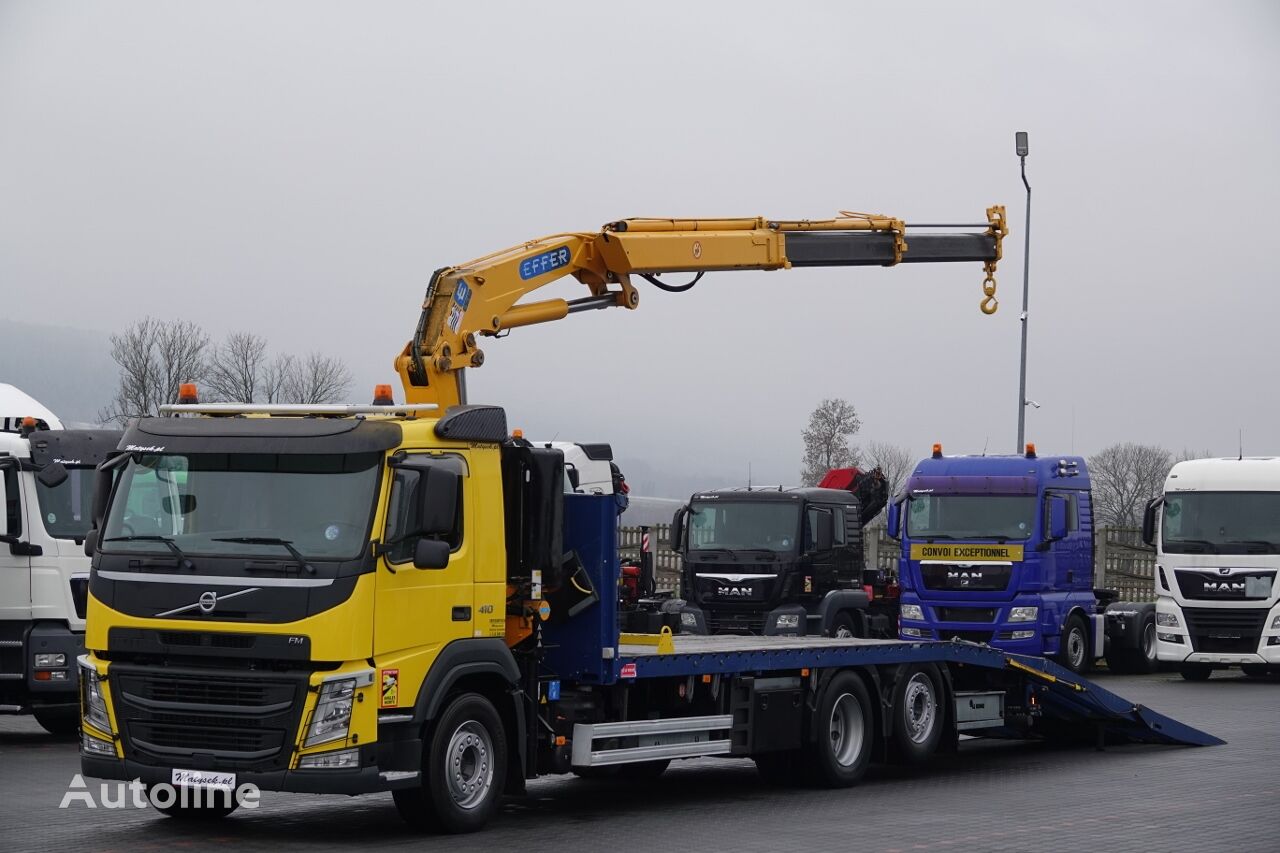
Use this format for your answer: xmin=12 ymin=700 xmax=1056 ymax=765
xmin=213 ymin=537 xmax=316 ymax=575
xmin=1224 ymin=540 xmax=1278 ymax=554
xmin=1166 ymin=538 xmax=1219 ymax=553
xmin=102 ymin=535 xmax=194 ymax=569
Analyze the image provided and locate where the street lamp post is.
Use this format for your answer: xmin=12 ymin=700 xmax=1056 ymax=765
xmin=1015 ymin=131 xmax=1032 ymax=451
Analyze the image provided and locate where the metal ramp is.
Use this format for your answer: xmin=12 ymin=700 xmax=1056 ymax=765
xmin=999 ymin=652 xmax=1224 ymax=747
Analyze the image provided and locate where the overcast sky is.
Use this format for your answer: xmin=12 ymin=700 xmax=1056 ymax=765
xmin=2 ymin=1 xmax=1277 ymax=494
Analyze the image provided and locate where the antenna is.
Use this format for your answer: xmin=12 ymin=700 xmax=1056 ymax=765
xmin=748 ymin=462 xmax=753 ymax=491
xmin=1239 ymin=428 xmax=1243 ymax=461
xmin=981 ymin=436 xmax=989 ymax=457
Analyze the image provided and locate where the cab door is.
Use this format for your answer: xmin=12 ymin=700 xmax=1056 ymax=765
xmin=373 ymin=452 xmax=475 ymax=705
xmin=0 ymin=464 xmax=32 ymax=623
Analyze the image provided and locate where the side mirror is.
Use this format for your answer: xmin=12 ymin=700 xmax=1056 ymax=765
xmin=36 ymin=462 xmax=69 ymax=489
xmin=1141 ymin=498 xmax=1161 ymax=547
xmin=814 ymin=511 xmax=834 ymax=552
xmin=1046 ymin=495 xmax=1069 ymax=541
xmin=84 ymin=527 xmax=98 ymax=557
xmin=92 ymin=465 xmax=119 ymax=529
xmin=566 ymin=466 xmax=581 ymax=491
xmin=886 ymin=502 xmax=902 ymax=539
xmin=162 ymin=494 xmax=197 ymax=515
xmin=416 ymin=467 xmax=460 ymax=537
xmin=669 ymin=506 xmax=687 ymax=552
xmin=0 ymin=470 xmax=10 ymax=539
xmin=413 ymin=538 xmax=451 ymax=570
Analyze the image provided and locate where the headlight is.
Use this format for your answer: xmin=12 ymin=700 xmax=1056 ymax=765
xmin=1009 ymin=606 xmax=1038 ymax=622
xmin=1158 ymin=632 xmax=1183 ymax=644
xmin=306 ymin=678 xmax=356 ymax=747
xmin=901 ymin=604 xmax=924 ymax=621
xmin=680 ymin=611 xmax=699 ymax=627
xmin=35 ymin=653 xmax=66 ymax=668
xmin=1156 ymin=612 xmax=1180 ymax=628
xmin=79 ymin=659 xmax=111 ymax=734
xmin=774 ymin=613 xmax=800 ymax=629
xmin=298 ymin=747 xmax=360 ymax=770
xmin=1271 ymin=614 xmax=1280 ymax=630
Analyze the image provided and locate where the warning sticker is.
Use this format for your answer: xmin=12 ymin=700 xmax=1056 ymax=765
xmin=446 ymin=304 xmax=464 ymax=333
xmin=910 ymin=543 xmax=1024 ymax=562
xmin=620 ymin=663 xmax=637 ymax=679
xmin=380 ymin=669 xmax=400 ymax=708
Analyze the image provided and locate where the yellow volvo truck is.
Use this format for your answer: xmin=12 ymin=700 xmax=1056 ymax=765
xmin=76 ymin=209 xmax=1219 ymax=833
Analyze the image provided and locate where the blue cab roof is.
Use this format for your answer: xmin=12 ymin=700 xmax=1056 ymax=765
xmin=905 ymin=453 xmax=1090 ymax=497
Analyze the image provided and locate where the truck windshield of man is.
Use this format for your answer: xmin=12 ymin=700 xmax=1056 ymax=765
xmin=688 ymin=501 xmax=799 ymax=553
xmin=1162 ymin=491 xmax=1280 ymax=554
xmin=907 ymin=495 xmax=1035 ymax=541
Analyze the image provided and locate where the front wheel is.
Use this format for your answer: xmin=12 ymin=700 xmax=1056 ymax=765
xmin=1180 ymin=664 xmax=1213 ymax=682
xmin=889 ymin=665 xmax=943 ymax=764
xmin=32 ymin=706 xmax=80 ymax=736
xmin=805 ymin=671 xmax=873 ymax=787
xmin=393 ymin=693 xmax=507 ymax=834
xmin=1056 ymin=615 xmax=1091 ymax=675
xmin=1241 ymin=664 xmax=1273 ymax=679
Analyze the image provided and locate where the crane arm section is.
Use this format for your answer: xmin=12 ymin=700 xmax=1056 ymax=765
xmin=396 ymin=207 xmax=1007 ymax=410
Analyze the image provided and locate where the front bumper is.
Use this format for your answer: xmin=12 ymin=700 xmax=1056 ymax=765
xmin=1154 ymin=598 xmax=1280 ymax=665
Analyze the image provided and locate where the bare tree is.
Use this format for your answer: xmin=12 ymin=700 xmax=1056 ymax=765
xmin=283 ymin=352 xmax=353 ymax=404
xmin=1088 ymin=442 xmax=1173 ymax=527
xmin=261 ymin=353 xmax=296 ymax=404
xmin=205 ymin=332 xmax=268 ymax=403
xmin=864 ymin=440 xmax=916 ymax=498
xmin=800 ymin=398 xmax=861 ymax=485
xmin=100 ymin=318 xmax=209 ymax=423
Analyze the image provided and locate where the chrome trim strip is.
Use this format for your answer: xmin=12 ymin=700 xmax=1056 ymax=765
xmin=97 ymin=570 xmax=334 ymax=588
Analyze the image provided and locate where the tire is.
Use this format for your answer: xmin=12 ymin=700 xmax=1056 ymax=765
xmin=1180 ymin=664 xmax=1213 ymax=682
xmin=148 ymin=785 xmax=239 ymax=820
xmin=1106 ymin=614 xmax=1158 ymax=675
xmin=1056 ymin=614 xmax=1090 ymax=675
xmin=889 ymin=665 xmax=943 ymax=765
xmin=1241 ymin=664 xmax=1271 ymax=679
xmin=805 ymin=671 xmax=873 ymax=787
xmin=393 ymin=693 xmax=506 ymax=834
xmin=828 ymin=612 xmax=860 ymax=639
xmin=32 ymin=706 xmax=80 ymax=736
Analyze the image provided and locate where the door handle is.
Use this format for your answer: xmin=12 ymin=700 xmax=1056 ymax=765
xmin=451 ymin=606 xmax=471 ymax=622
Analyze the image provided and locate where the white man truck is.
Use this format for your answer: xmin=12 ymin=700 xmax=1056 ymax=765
xmin=1144 ymin=457 xmax=1280 ymax=681
xmin=1 ymin=384 xmax=122 ymax=732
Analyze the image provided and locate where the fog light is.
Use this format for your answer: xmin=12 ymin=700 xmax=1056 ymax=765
xmin=1268 ymin=636 xmax=1280 ymax=647
xmin=34 ymin=670 xmax=68 ymax=681
xmin=775 ymin=613 xmax=800 ymax=629
xmin=1009 ymin=607 xmax=1038 ymax=623
xmin=902 ymin=627 xmax=924 ymax=638
xmin=298 ymin=748 xmax=360 ymax=770
xmin=901 ymin=604 xmax=924 ymax=621
xmin=1010 ymin=630 xmax=1035 ymax=640
xmin=1158 ymin=632 xmax=1183 ymax=644
xmin=1156 ymin=612 xmax=1180 ymax=628
xmin=81 ymin=731 xmax=115 ymax=757
xmin=35 ymin=653 xmax=66 ymax=668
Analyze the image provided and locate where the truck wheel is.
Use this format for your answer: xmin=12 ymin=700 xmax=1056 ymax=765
xmin=828 ymin=612 xmax=859 ymax=639
xmin=889 ymin=665 xmax=943 ymax=764
xmin=1241 ymin=664 xmax=1272 ymax=679
xmin=1179 ymin=664 xmax=1213 ymax=682
xmin=1107 ymin=614 xmax=1158 ymax=675
xmin=393 ymin=693 xmax=506 ymax=833
xmin=148 ymin=786 xmax=239 ymax=820
xmin=1056 ymin=615 xmax=1090 ymax=675
xmin=32 ymin=707 xmax=80 ymax=736
xmin=806 ymin=671 xmax=873 ymax=787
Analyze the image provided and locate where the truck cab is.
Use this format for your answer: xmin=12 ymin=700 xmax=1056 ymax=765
xmin=671 ymin=487 xmax=888 ymax=637
xmin=1145 ymin=457 xmax=1280 ymax=680
xmin=890 ymin=446 xmax=1108 ymax=672
xmin=0 ymin=384 xmax=122 ymax=732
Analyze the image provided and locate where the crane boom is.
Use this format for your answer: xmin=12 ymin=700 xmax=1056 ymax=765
xmin=395 ymin=206 xmax=1007 ymax=410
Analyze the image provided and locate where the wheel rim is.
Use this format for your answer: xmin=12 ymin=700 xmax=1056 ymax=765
xmin=445 ymin=721 xmax=494 ymax=810
xmin=1142 ymin=622 xmax=1156 ymax=660
xmin=834 ymin=625 xmax=855 ymax=639
xmin=902 ymin=673 xmax=936 ymax=744
xmin=1068 ymin=626 xmax=1086 ymax=668
xmin=828 ymin=692 xmax=865 ymax=767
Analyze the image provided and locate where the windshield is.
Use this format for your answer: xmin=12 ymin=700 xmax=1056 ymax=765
xmin=35 ymin=467 xmax=95 ymax=540
xmin=688 ymin=501 xmax=799 ymax=552
xmin=1162 ymin=491 xmax=1280 ymax=554
xmin=906 ymin=495 xmax=1036 ymax=540
xmin=100 ymin=452 xmax=381 ymax=561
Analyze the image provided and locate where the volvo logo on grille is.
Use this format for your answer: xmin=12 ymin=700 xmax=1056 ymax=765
xmin=156 ymin=587 xmax=261 ymax=618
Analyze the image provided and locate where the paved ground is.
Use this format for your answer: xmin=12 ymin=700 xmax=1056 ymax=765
xmin=1 ymin=669 xmax=1276 ymax=853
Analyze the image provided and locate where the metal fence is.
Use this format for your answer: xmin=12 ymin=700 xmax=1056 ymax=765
xmin=617 ymin=523 xmax=1157 ymax=600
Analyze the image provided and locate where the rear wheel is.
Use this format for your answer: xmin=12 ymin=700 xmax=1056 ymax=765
xmin=805 ymin=671 xmax=873 ymax=787
xmin=1179 ymin=664 xmax=1213 ymax=682
xmin=889 ymin=665 xmax=943 ymax=764
xmin=828 ymin=612 xmax=860 ymax=639
xmin=32 ymin=706 xmax=80 ymax=736
xmin=1107 ymin=614 xmax=1158 ymax=674
xmin=1056 ymin=615 xmax=1090 ymax=675
xmin=393 ymin=693 xmax=506 ymax=834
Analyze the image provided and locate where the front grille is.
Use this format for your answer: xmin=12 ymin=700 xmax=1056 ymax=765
xmin=159 ymin=631 xmax=256 ymax=650
xmin=935 ymin=607 xmax=997 ymax=623
xmin=940 ymin=630 xmax=993 ymax=644
xmin=111 ymin=666 xmax=306 ymax=770
xmin=1181 ymin=607 xmax=1268 ymax=654
xmin=1176 ymin=570 xmax=1275 ymax=602
xmin=69 ymin=578 xmax=89 ymax=620
xmin=920 ymin=564 xmax=1012 ymax=592
xmin=706 ymin=611 xmax=768 ymax=635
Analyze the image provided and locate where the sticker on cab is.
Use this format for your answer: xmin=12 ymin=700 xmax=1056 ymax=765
xmin=909 ymin=543 xmax=1024 ymax=562
xmin=380 ymin=669 xmax=399 ymax=708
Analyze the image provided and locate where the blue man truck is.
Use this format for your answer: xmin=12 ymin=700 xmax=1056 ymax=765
xmin=889 ymin=445 xmax=1158 ymax=674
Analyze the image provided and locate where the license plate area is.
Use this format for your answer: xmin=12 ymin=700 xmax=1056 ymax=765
xmin=171 ymin=768 xmax=236 ymax=791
